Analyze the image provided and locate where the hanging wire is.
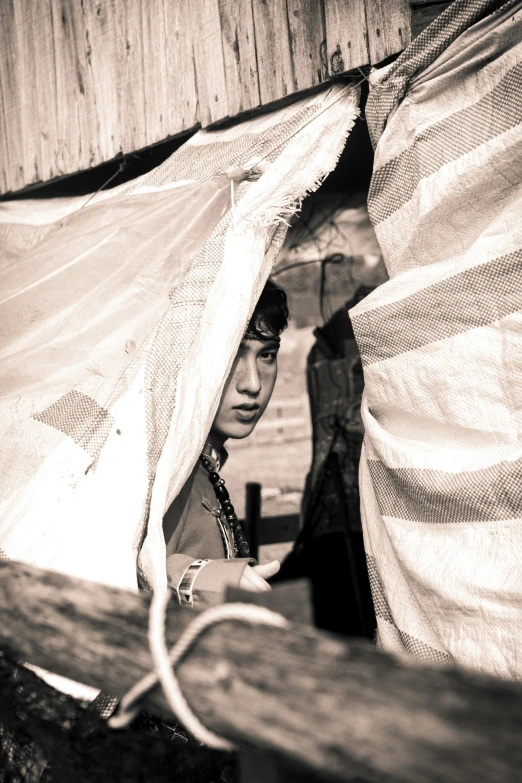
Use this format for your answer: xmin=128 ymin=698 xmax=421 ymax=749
xmin=320 ymin=253 xmax=345 ymax=323
xmin=272 ymin=258 xmax=322 ymax=277
xmin=77 ymin=71 xmax=366 ymax=217
xmin=287 ymin=211 xmax=324 ymax=252
xmin=356 ymin=66 xmax=372 ymax=84
xmin=80 ymin=159 xmax=129 ymax=210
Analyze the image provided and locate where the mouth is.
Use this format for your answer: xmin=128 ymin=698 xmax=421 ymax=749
xmin=233 ymin=404 xmax=260 ymax=422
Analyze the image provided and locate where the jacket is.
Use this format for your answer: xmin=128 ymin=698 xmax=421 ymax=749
xmin=163 ymin=447 xmax=249 ymax=607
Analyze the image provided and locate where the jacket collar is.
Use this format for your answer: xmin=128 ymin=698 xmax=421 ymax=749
xmin=201 ymin=441 xmax=228 ymax=471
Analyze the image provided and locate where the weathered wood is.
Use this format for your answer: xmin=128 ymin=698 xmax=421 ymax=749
xmin=240 ymin=749 xmax=317 ymax=783
xmin=230 ymin=576 xmax=314 ymax=782
xmin=50 ymin=0 xmax=100 ymax=173
xmin=227 ymin=578 xmax=314 ymax=626
xmin=16 ymin=0 xmax=58 ymax=185
xmin=0 ymin=0 xmax=414 ymax=194
xmin=79 ymin=0 xmax=121 ymax=163
xmin=0 ymin=0 xmax=200 ymax=193
xmin=323 ymin=0 xmax=369 ymax=76
xmin=115 ymin=0 xmax=148 ymax=154
xmin=219 ymin=0 xmax=261 ymax=117
xmin=138 ymin=0 xmax=199 ymax=147
xmin=0 ymin=1 xmax=25 ymax=192
xmin=139 ymin=0 xmax=170 ymax=148
xmin=286 ymin=0 xmax=327 ymax=92
xmin=252 ymin=0 xmax=295 ymax=104
xmin=240 ymin=750 xmax=285 ymax=783
xmin=163 ymin=0 xmax=199 ymax=135
xmin=410 ymin=1 xmax=452 ymax=39
xmin=191 ymin=0 xmax=229 ymax=126
xmin=1 ymin=559 xmax=522 ymax=782
xmin=0 ymin=2 xmax=16 ymax=192
xmin=365 ymin=0 xmax=411 ymax=65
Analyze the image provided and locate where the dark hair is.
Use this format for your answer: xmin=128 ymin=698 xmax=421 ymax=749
xmin=246 ymin=278 xmax=289 ymax=341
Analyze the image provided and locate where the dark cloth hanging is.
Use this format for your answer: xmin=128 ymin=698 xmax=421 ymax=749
xmin=274 ymin=288 xmax=376 ymax=640
xmin=0 ymin=652 xmax=238 ymax=783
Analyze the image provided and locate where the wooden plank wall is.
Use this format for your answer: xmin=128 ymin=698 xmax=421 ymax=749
xmin=0 ymin=0 xmax=411 ymax=195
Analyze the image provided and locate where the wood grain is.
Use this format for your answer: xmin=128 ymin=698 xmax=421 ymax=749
xmin=191 ymin=0 xmax=229 ymax=126
xmin=0 ymin=0 xmax=415 ymax=194
xmin=286 ymin=0 xmax=326 ymax=92
xmin=323 ymin=0 xmax=369 ymax=76
xmin=1 ymin=558 xmax=522 ymax=782
xmin=139 ymin=0 xmax=169 ymax=148
xmin=79 ymin=0 xmax=120 ymax=164
xmin=11 ymin=0 xmax=40 ymax=184
xmin=163 ymin=0 xmax=199 ymax=135
xmin=227 ymin=578 xmax=314 ymax=626
xmin=408 ymin=0 xmax=449 ymax=5
xmin=17 ymin=0 xmax=59 ymax=184
xmin=219 ymin=0 xmax=261 ymax=117
xmin=0 ymin=0 xmax=24 ymax=192
xmin=113 ymin=0 xmax=147 ymax=155
xmin=365 ymin=0 xmax=411 ymax=65
xmin=410 ymin=1 xmax=451 ymax=39
xmin=252 ymin=0 xmax=294 ymax=105
xmin=49 ymin=0 xmax=104 ymax=174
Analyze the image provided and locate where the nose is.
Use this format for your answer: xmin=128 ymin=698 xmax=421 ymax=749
xmin=236 ymin=354 xmax=261 ymax=396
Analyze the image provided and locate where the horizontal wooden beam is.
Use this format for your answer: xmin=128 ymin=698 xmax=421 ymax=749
xmin=240 ymin=512 xmax=300 ymax=546
xmin=408 ymin=0 xmax=449 ymax=6
xmin=0 ymin=0 xmax=412 ymax=195
xmin=2 ymin=559 xmax=522 ymax=780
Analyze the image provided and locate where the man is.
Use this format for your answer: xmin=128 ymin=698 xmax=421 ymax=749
xmin=163 ymin=278 xmax=289 ymax=607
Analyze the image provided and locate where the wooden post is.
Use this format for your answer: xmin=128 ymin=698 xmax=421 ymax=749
xmin=1 ymin=558 xmax=522 ymax=782
xmin=244 ymin=481 xmax=261 ymax=562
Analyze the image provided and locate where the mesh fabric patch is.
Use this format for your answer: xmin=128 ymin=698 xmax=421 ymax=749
xmin=33 ymin=390 xmax=114 ymax=463
xmin=366 ymin=553 xmax=454 ymax=665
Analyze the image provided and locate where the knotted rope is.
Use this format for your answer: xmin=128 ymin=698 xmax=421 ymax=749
xmin=109 ymin=589 xmax=288 ymax=749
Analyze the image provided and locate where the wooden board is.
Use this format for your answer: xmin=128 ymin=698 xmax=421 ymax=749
xmin=191 ymin=0 xmax=229 ymax=126
xmin=365 ymin=0 xmax=411 ymax=65
xmin=252 ymin=0 xmax=295 ymax=105
xmin=227 ymin=578 xmax=314 ymax=625
xmin=139 ymin=0 xmax=170 ymax=148
xmin=219 ymin=0 xmax=261 ymax=117
xmin=0 ymin=0 xmax=412 ymax=194
xmin=79 ymin=0 xmax=121 ymax=163
xmin=163 ymin=0 xmax=199 ymax=135
xmin=2 ymin=557 xmax=522 ymax=783
xmin=410 ymin=1 xmax=452 ymax=39
xmin=323 ymin=0 xmax=369 ymax=76
xmin=49 ymin=0 xmax=94 ymax=174
xmin=243 ymin=512 xmax=300 ymax=546
xmin=0 ymin=0 xmax=27 ymax=192
xmin=286 ymin=0 xmax=327 ymax=92
xmin=117 ymin=0 xmax=148 ymax=153
xmin=17 ymin=0 xmax=59 ymax=185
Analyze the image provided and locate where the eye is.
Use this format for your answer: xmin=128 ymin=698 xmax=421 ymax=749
xmin=260 ymin=350 xmax=277 ymax=364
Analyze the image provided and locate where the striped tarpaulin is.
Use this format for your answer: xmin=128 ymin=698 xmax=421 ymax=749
xmin=351 ymin=0 xmax=522 ymax=678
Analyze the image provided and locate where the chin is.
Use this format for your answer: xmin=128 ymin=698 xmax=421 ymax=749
xmin=224 ymin=421 xmax=257 ymax=440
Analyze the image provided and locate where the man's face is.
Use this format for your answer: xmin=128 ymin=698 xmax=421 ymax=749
xmin=211 ymin=336 xmax=280 ymax=441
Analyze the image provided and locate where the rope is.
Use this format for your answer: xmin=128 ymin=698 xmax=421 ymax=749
xmin=108 ymin=589 xmax=289 ymax=749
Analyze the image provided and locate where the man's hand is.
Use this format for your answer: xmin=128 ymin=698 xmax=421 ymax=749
xmin=238 ymin=560 xmax=280 ymax=592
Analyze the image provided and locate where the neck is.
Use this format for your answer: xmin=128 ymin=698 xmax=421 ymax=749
xmin=205 ymin=428 xmax=227 ymax=454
